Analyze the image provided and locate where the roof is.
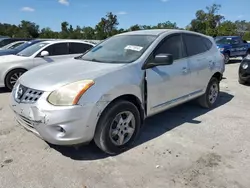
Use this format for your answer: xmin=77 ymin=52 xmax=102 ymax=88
xmin=118 ymin=29 xmax=175 ymax=36
xmin=38 ymin=39 xmax=96 ymax=46
xmin=118 ymin=29 xmax=210 ymax=38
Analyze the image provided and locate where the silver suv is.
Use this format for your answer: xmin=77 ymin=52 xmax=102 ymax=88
xmin=10 ymin=29 xmax=225 ymax=155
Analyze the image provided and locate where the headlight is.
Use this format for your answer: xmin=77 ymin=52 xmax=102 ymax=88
xmin=242 ymin=63 xmax=249 ymax=69
xmin=47 ymin=80 xmax=95 ymax=106
xmin=219 ymin=48 xmax=224 ymax=51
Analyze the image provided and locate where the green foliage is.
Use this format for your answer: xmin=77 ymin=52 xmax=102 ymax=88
xmin=1 ymin=4 xmax=250 ymax=40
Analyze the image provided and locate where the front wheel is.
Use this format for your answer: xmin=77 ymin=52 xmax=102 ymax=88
xmin=238 ymin=77 xmax=247 ymax=85
xmin=94 ymin=100 xmax=141 ymax=155
xmin=5 ymin=69 xmax=26 ymax=91
xmin=224 ymin=52 xmax=230 ymax=64
xmin=198 ymin=77 xmax=220 ymax=109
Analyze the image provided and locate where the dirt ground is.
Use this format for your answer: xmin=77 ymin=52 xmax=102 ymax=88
xmin=0 ymin=61 xmax=250 ymax=188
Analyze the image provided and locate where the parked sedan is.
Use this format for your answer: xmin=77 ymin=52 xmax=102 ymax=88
xmin=9 ymin=29 xmax=224 ymax=154
xmin=0 ymin=39 xmax=48 ymax=56
xmin=0 ymin=41 xmax=26 ymax=50
xmin=238 ymin=55 xmax=250 ymax=85
xmin=0 ymin=38 xmax=32 ymax=48
xmin=0 ymin=40 xmax=95 ymax=90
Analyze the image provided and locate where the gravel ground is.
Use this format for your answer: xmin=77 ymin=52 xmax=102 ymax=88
xmin=0 ymin=61 xmax=250 ymax=188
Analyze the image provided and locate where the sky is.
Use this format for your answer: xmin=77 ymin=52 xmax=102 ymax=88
xmin=0 ymin=0 xmax=250 ymax=31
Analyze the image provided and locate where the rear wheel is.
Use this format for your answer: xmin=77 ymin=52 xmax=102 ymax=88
xmin=198 ymin=77 xmax=220 ymax=109
xmin=94 ymin=100 xmax=141 ymax=155
xmin=5 ymin=69 xmax=26 ymax=91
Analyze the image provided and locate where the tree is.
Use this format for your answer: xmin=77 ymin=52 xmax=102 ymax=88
xmin=40 ymin=27 xmax=59 ymax=38
xmin=1 ymin=6 xmax=250 ymax=40
xmin=95 ymin=12 xmax=119 ymax=39
xmin=19 ymin=20 xmax=40 ymax=38
xmin=217 ymin=21 xmax=237 ymax=36
xmin=189 ymin=4 xmax=224 ymax=36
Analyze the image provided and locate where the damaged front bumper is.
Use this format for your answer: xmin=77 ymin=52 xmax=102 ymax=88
xmin=9 ymin=91 xmax=97 ymax=146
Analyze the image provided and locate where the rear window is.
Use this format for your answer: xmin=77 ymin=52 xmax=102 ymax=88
xmin=183 ymin=34 xmax=209 ymax=56
xmin=69 ymin=43 xmax=93 ymax=54
xmin=202 ymin=37 xmax=213 ymax=50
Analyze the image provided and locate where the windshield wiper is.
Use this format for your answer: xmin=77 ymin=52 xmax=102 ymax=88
xmin=80 ymin=58 xmax=102 ymax=62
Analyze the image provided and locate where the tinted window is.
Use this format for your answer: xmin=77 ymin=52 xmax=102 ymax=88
xmin=155 ymin=34 xmax=184 ymax=60
xmin=202 ymin=38 xmax=213 ymax=50
xmin=183 ymin=34 xmax=208 ymax=56
xmin=69 ymin=43 xmax=93 ymax=54
xmin=43 ymin=43 xmax=69 ymax=56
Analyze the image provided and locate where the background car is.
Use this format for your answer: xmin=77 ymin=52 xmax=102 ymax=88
xmin=0 ymin=38 xmax=32 ymax=48
xmin=238 ymin=55 xmax=250 ymax=85
xmin=0 ymin=40 xmax=27 ymax=50
xmin=215 ymin=36 xmax=250 ymax=63
xmin=0 ymin=39 xmax=95 ymax=90
xmin=0 ymin=39 xmax=49 ymax=56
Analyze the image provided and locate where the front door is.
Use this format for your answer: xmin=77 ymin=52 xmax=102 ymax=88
xmin=146 ymin=34 xmax=192 ymax=116
xmin=33 ymin=42 xmax=71 ymax=67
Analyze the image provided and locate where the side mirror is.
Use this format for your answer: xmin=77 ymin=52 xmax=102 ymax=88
xmin=40 ymin=51 xmax=49 ymax=57
xmin=142 ymin=54 xmax=174 ymax=69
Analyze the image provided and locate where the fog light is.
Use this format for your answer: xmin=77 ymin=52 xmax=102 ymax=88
xmin=55 ymin=126 xmax=66 ymax=137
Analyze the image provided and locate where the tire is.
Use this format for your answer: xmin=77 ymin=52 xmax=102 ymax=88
xmin=94 ymin=100 xmax=141 ymax=155
xmin=224 ymin=52 xmax=230 ymax=64
xmin=198 ymin=77 xmax=220 ymax=109
xmin=5 ymin=69 xmax=26 ymax=91
xmin=238 ymin=77 xmax=247 ymax=85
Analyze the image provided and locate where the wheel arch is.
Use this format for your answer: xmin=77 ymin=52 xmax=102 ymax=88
xmin=212 ymin=72 xmax=223 ymax=82
xmin=96 ymin=94 xmax=145 ymax=129
xmin=4 ymin=67 xmax=28 ymax=86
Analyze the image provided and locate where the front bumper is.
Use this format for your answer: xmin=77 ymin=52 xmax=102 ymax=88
xmin=9 ymin=91 xmax=97 ymax=146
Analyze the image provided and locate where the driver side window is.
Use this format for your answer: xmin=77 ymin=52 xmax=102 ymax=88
xmin=40 ymin=43 xmax=69 ymax=56
xmin=154 ymin=34 xmax=184 ymax=61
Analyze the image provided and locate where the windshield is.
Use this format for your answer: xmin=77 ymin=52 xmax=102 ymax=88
xmin=14 ymin=41 xmax=38 ymax=52
xmin=81 ymin=35 xmax=157 ymax=63
xmin=17 ymin=42 xmax=49 ymax=57
xmin=216 ymin=37 xmax=234 ymax=45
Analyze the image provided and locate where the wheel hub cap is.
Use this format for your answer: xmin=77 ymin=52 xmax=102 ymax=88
xmin=109 ymin=111 xmax=136 ymax=146
xmin=209 ymin=83 xmax=218 ymax=104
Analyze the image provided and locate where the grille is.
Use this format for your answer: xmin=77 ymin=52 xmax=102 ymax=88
xmin=15 ymin=84 xmax=44 ymax=104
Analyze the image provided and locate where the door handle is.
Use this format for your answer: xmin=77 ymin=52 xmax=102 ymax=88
xmin=182 ymin=67 xmax=188 ymax=74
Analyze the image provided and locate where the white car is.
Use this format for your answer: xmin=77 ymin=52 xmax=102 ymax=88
xmin=0 ymin=40 xmax=95 ymax=90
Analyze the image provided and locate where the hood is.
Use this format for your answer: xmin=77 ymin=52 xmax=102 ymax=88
xmin=0 ymin=49 xmax=17 ymax=56
xmin=0 ymin=54 xmax=29 ymax=63
xmin=216 ymin=43 xmax=231 ymax=48
xmin=19 ymin=58 xmax=127 ymax=91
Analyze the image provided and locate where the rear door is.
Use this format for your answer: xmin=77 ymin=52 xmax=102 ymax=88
xmin=69 ymin=42 xmax=94 ymax=57
xmin=33 ymin=42 xmax=70 ymax=66
xmin=183 ymin=33 xmax=215 ymax=92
